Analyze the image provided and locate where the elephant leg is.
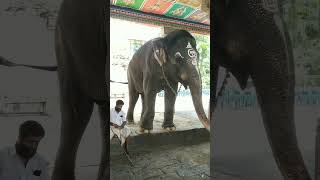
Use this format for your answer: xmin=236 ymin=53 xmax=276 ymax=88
xmin=162 ymin=83 xmax=178 ymax=129
xmin=211 ymin=62 xmax=220 ymax=115
xmin=140 ymin=91 xmax=157 ymax=130
xmin=127 ymin=89 xmax=139 ymax=123
xmin=97 ymin=102 xmax=109 ymax=180
xmin=210 ymin=61 xmax=220 ymax=177
xmin=251 ymin=63 xmax=311 ymax=180
xmin=141 ymin=93 xmax=145 ymax=115
xmin=52 ymin=87 xmax=94 ymax=180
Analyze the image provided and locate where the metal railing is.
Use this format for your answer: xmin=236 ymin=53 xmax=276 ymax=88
xmin=216 ymin=87 xmax=320 ymax=110
xmin=0 ymin=99 xmax=48 ymax=116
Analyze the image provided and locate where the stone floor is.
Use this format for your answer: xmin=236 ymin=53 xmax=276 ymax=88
xmin=127 ymin=111 xmax=205 ymax=135
xmin=111 ymin=143 xmax=242 ymax=180
xmin=110 ymin=112 xmax=242 ymax=180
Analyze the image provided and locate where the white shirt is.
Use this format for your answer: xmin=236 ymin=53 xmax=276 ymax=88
xmin=0 ymin=146 xmax=50 ymax=180
xmin=110 ymin=108 xmax=126 ymax=126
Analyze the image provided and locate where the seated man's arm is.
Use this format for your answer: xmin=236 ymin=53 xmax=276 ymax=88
xmin=120 ymin=112 xmax=127 ymax=128
xmin=110 ymin=109 xmax=119 ymax=128
xmin=120 ymin=121 xmax=126 ymax=128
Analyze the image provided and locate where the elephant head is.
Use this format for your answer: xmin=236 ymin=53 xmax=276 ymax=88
xmin=154 ymin=30 xmax=210 ymax=131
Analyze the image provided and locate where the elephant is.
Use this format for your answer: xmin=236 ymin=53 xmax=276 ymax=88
xmin=211 ymin=0 xmax=311 ymax=179
xmin=51 ymin=1 xmax=108 ymax=180
xmin=126 ymin=29 xmax=210 ymax=132
xmin=1 ymin=1 xmax=108 ymax=179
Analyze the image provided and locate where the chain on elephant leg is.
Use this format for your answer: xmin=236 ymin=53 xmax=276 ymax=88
xmin=162 ymin=118 xmax=176 ymax=131
xmin=162 ymin=111 xmax=176 ymax=131
xmin=139 ymin=114 xmax=153 ymax=134
xmin=163 ymin=125 xmax=176 ymax=131
xmin=139 ymin=126 xmax=152 ymax=134
xmin=126 ymin=111 xmax=135 ymax=125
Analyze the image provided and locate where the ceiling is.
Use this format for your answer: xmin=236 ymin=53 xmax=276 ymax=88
xmin=110 ymin=0 xmax=210 ymax=33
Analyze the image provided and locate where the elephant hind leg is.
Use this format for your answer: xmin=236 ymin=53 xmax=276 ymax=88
xmin=127 ymin=89 xmax=139 ymax=123
xmin=52 ymin=85 xmax=94 ymax=180
xmin=141 ymin=93 xmax=145 ymax=116
xmin=97 ymin=103 xmax=109 ymax=180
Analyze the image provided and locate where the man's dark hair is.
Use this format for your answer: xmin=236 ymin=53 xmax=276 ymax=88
xmin=116 ymin=100 xmax=124 ymax=106
xmin=19 ymin=120 xmax=45 ymax=139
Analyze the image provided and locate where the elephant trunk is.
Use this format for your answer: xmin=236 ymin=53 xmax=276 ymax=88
xmin=189 ymin=75 xmax=210 ymax=131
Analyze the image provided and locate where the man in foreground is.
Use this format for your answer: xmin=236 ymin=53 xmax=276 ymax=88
xmin=0 ymin=120 xmax=50 ymax=180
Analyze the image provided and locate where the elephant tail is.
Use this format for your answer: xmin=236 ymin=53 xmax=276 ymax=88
xmin=0 ymin=56 xmax=58 ymax=71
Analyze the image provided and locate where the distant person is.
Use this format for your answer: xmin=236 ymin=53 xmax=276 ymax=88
xmin=110 ymin=99 xmax=131 ymax=154
xmin=0 ymin=120 xmax=50 ymax=180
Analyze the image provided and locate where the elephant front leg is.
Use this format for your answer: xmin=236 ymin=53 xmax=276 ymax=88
xmin=97 ymin=102 xmax=109 ymax=180
xmin=51 ymin=88 xmax=94 ymax=180
xmin=140 ymin=91 xmax=157 ymax=131
xmin=162 ymin=83 xmax=178 ymax=130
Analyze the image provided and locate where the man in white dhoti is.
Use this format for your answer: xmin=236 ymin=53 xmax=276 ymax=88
xmin=110 ymin=99 xmax=131 ymax=154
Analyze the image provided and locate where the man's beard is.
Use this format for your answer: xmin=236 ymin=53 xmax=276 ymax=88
xmin=15 ymin=142 xmax=36 ymax=159
xmin=115 ymin=107 xmax=121 ymax=112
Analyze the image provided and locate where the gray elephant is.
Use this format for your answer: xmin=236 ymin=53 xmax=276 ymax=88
xmin=51 ymin=1 xmax=108 ymax=180
xmin=126 ymin=30 xmax=210 ymax=132
xmin=211 ymin=0 xmax=311 ymax=179
xmin=1 ymin=1 xmax=108 ymax=179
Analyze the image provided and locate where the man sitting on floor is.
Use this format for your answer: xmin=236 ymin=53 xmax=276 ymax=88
xmin=110 ymin=99 xmax=131 ymax=154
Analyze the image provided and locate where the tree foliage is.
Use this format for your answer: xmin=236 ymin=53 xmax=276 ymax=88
xmin=194 ymin=34 xmax=210 ymax=89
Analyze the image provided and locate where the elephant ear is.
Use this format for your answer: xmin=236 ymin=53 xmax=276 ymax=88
xmin=152 ymin=39 xmax=167 ymax=66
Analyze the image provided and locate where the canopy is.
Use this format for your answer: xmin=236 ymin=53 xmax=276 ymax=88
xmin=110 ymin=0 xmax=210 ymax=34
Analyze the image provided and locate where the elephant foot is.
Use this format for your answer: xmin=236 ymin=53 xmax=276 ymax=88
xmin=165 ymin=127 xmax=176 ymax=131
xmin=162 ymin=126 xmax=176 ymax=131
xmin=162 ymin=123 xmax=176 ymax=131
xmin=139 ymin=127 xmax=152 ymax=134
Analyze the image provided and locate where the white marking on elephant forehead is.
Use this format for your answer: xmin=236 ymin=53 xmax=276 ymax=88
xmin=188 ymin=49 xmax=197 ymax=59
xmin=186 ymin=42 xmax=192 ymax=49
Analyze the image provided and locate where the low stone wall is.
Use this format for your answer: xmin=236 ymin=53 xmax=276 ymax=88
xmin=216 ymin=87 xmax=320 ymax=110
